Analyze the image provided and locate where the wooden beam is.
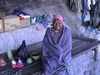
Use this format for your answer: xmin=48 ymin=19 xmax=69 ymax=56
xmin=93 ymin=48 xmax=99 ymax=61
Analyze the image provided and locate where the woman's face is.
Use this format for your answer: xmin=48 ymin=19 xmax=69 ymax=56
xmin=52 ymin=19 xmax=63 ymax=30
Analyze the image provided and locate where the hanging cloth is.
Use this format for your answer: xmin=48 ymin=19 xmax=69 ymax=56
xmin=90 ymin=0 xmax=100 ymax=27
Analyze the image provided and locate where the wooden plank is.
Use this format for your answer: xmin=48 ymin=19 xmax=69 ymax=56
xmin=0 ymin=36 xmax=100 ymax=75
xmin=0 ymin=57 xmax=42 ymax=75
xmin=21 ymin=62 xmax=42 ymax=75
xmin=26 ymin=42 xmax=42 ymax=51
xmin=73 ymin=36 xmax=96 ymax=42
xmin=32 ymin=71 xmax=42 ymax=75
xmin=72 ymin=39 xmax=80 ymax=44
xmin=72 ymin=41 xmax=100 ymax=58
xmin=26 ymin=37 xmax=89 ymax=51
xmin=72 ymin=40 xmax=89 ymax=49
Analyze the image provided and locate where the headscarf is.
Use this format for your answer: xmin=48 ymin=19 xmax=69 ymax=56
xmin=53 ymin=14 xmax=64 ymax=23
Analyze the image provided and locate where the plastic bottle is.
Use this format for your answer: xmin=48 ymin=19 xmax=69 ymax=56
xmin=6 ymin=44 xmax=13 ymax=60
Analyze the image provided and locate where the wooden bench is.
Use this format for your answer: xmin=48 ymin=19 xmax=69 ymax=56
xmin=0 ymin=36 xmax=100 ymax=75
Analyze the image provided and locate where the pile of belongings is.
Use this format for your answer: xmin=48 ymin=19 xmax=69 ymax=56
xmin=13 ymin=8 xmax=30 ymax=20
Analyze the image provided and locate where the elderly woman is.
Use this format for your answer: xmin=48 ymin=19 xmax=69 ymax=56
xmin=42 ymin=14 xmax=72 ymax=75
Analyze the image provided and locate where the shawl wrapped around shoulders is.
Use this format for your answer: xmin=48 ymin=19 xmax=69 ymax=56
xmin=42 ymin=26 xmax=72 ymax=75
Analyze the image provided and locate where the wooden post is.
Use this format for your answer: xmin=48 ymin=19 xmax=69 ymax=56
xmin=93 ymin=48 xmax=98 ymax=61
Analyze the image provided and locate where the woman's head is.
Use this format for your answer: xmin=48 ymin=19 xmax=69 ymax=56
xmin=52 ymin=14 xmax=64 ymax=30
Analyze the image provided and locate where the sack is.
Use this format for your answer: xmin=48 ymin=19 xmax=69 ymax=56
xmin=16 ymin=40 xmax=29 ymax=61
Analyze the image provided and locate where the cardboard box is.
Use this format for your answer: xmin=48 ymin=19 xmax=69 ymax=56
xmin=4 ymin=15 xmax=20 ymax=31
xmin=0 ymin=12 xmax=5 ymax=32
xmin=0 ymin=20 xmax=3 ymax=32
xmin=20 ymin=18 xmax=30 ymax=28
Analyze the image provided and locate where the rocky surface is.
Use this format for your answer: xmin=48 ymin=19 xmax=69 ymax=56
xmin=0 ymin=0 xmax=100 ymax=75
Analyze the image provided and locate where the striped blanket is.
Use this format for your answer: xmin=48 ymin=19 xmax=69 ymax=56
xmin=42 ymin=26 xmax=72 ymax=75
